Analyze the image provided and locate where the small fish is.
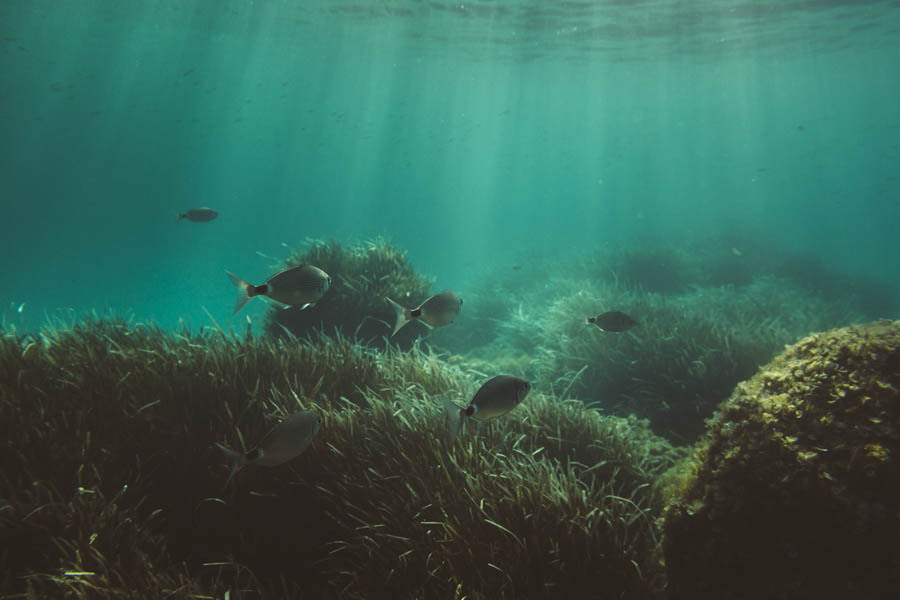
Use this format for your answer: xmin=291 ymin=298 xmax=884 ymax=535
xmin=586 ymin=310 xmax=638 ymax=332
xmin=463 ymin=375 xmax=531 ymax=420
xmin=447 ymin=375 xmax=532 ymax=439
xmin=386 ymin=289 xmax=462 ymax=337
xmin=216 ymin=410 xmax=322 ymax=486
xmin=226 ymin=264 xmax=331 ymax=314
xmin=177 ymin=207 xmax=218 ymax=222
xmin=731 ymin=247 xmax=743 ymax=257
xmin=16 ymin=302 xmax=25 ymax=313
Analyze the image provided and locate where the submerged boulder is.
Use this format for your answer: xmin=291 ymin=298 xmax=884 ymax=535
xmin=662 ymin=320 xmax=900 ymax=599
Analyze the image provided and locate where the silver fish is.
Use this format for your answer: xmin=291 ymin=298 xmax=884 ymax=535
xmin=226 ymin=264 xmax=331 ymax=314
xmin=386 ymin=289 xmax=462 ymax=337
xmin=462 ymin=375 xmax=531 ymax=421
xmin=216 ymin=410 xmax=322 ymax=485
xmin=177 ymin=207 xmax=218 ymax=222
xmin=586 ymin=310 xmax=638 ymax=333
xmin=447 ymin=375 xmax=531 ymax=439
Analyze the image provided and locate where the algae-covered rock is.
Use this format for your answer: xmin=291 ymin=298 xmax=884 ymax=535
xmin=264 ymin=238 xmax=434 ymax=348
xmin=662 ymin=320 xmax=900 ymax=599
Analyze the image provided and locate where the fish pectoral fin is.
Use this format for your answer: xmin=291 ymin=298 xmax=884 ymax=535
xmin=215 ymin=442 xmax=246 ymax=488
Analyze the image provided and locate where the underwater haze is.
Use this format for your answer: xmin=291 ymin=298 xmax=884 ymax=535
xmin=1 ymin=0 xmax=899 ymax=330
xmin=5 ymin=2 xmax=900 ymax=599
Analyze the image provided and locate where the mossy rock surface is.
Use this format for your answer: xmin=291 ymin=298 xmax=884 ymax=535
xmin=662 ymin=320 xmax=900 ymax=599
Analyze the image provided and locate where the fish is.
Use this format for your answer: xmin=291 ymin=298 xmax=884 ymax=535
xmin=216 ymin=410 xmax=322 ymax=486
xmin=462 ymin=375 xmax=531 ymax=421
xmin=177 ymin=207 xmax=218 ymax=222
xmin=385 ymin=289 xmax=462 ymax=337
xmin=226 ymin=264 xmax=331 ymax=315
xmin=447 ymin=375 xmax=531 ymax=439
xmin=586 ymin=310 xmax=638 ymax=332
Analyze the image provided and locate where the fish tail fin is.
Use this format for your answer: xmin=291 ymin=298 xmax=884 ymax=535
xmin=442 ymin=397 xmax=463 ymax=442
xmin=215 ymin=442 xmax=247 ymax=487
xmin=226 ymin=270 xmax=255 ymax=315
xmin=385 ymin=297 xmax=411 ymax=337
xmin=176 ymin=213 xmax=184 ymax=222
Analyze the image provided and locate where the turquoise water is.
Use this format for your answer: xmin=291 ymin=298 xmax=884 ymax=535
xmin=2 ymin=0 xmax=899 ymax=330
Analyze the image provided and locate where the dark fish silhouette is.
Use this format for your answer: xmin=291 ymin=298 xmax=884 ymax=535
xmin=227 ymin=264 xmax=331 ymax=314
xmin=216 ymin=410 xmax=322 ymax=485
xmin=462 ymin=375 xmax=531 ymax=421
xmin=177 ymin=207 xmax=218 ymax=222
xmin=586 ymin=310 xmax=638 ymax=332
xmin=386 ymin=289 xmax=462 ymax=337
xmin=446 ymin=375 xmax=531 ymax=440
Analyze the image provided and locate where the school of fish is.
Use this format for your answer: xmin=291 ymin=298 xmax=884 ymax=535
xmin=188 ymin=208 xmax=638 ymax=483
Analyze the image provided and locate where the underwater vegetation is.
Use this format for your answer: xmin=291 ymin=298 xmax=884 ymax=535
xmin=263 ymin=238 xmax=434 ymax=349
xmin=252 ymin=237 xmax=882 ymax=445
xmin=662 ymin=320 xmax=900 ymax=599
xmin=529 ymin=276 xmax=863 ymax=443
xmin=0 ymin=314 xmax=681 ymax=599
xmin=431 ymin=239 xmax=881 ymax=443
xmin=3 ymin=236 xmax=895 ymax=598
xmin=592 ymin=236 xmax=899 ymax=316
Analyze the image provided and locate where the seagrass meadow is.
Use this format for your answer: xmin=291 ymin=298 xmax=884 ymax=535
xmin=3 ymin=235 xmax=898 ymax=599
xmin=0 ymin=315 xmax=683 ymax=599
xmin=427 ymin=239 xmax=890 ymax=444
